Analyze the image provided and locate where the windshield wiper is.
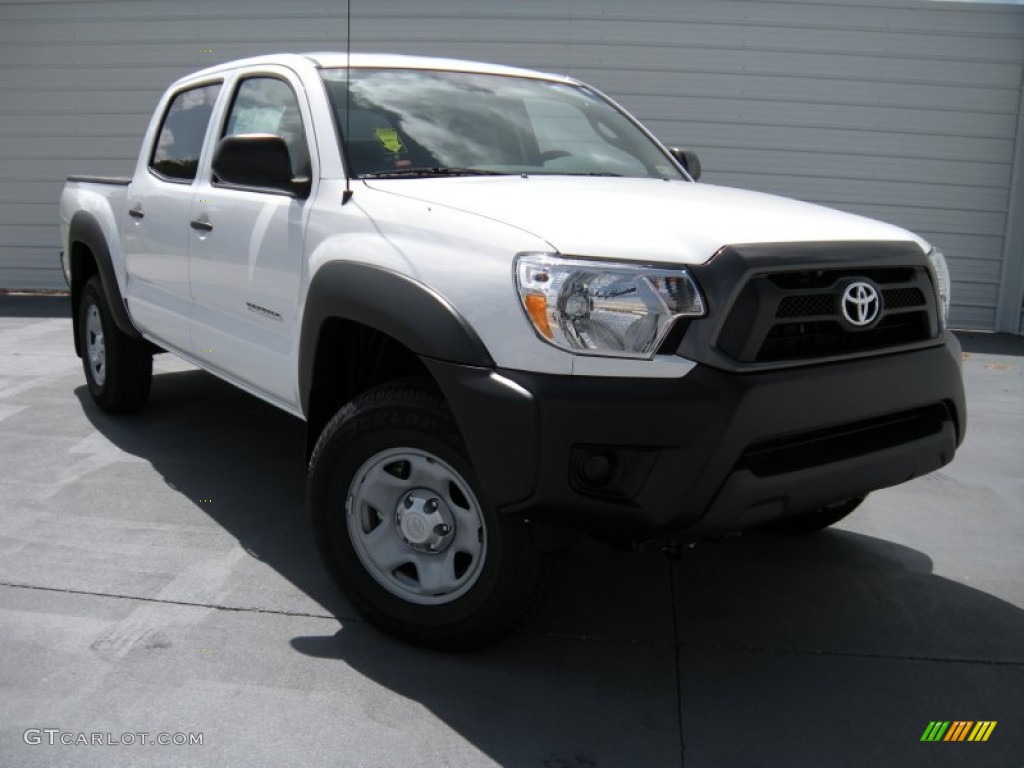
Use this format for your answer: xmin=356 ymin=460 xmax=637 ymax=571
xmin=554 ymin=171 xmax=623 ymax=177
xmin=359 ymin=167 xmax=510 ymax=179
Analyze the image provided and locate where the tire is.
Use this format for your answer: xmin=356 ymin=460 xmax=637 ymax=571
xmin=79 ymin=276 xmax=152 ymax=413
xmin=308 ymin=381 xmax=551 ymax=650
xmin=761 ymin=496 xmax=865 ymax=535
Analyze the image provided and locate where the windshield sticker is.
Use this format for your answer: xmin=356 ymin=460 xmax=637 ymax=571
xmin=374 ymin=127 xmax=405 ymax=154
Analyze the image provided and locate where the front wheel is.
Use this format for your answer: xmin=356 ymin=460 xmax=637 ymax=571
xmin=308 ymin=382 xmax=551 ymax=650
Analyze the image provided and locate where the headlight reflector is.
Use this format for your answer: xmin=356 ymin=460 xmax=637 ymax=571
xmin=515 ymin=253 xmax=706 ymax=358
xmin=927 ymin=247 xmax=951 ymax=324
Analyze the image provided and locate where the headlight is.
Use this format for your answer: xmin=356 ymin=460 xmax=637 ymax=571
xmin=514 ymin=253 xmax=706 ymax=358
xmin=927 ymin=247 xmax=951 ymax=325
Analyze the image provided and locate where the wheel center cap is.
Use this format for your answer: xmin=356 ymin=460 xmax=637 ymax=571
xmin=403 ymin=513 xmax=430 ymax=544
xmin=395 ymin=489 xmax=455 ymax=553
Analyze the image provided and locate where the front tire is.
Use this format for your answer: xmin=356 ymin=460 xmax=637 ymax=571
xmin=78 ymin=276 xmax=152 ymax=413
xmin=308 ymin=382 xmax=550 ymax=650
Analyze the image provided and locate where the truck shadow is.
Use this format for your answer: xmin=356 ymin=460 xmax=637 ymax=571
xmin=76 ymin=363 xmax=1024 ymax=768
xmin=291 ymin=534 xmax=1024 ymax=767
xmin=75 ymin=364 xmax=352 ymax=621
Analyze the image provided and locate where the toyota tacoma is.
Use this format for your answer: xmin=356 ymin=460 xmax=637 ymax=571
xmin=59 ymin=53 xmax=966 ymax=649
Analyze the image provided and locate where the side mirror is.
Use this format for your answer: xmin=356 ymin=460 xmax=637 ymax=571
xmin=212 ymin=134 xmax=310 ymax=197
xmin=668 ymin=146 xmax=701 ymax=181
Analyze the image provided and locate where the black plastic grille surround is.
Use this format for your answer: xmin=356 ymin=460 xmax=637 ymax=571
xmin=716 ymin=265 xmax=939 ymax=364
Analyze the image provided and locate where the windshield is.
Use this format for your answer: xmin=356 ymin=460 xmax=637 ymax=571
xmin=320 ymin=68 xmax=684 ymax=180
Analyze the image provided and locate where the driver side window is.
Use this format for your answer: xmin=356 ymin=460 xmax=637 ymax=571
xmin=222 ymin=76 xmax=310 ymax=178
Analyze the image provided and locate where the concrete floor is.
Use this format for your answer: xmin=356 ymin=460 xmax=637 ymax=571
xmin=0 ymin=294 xmax=1021 ymax=767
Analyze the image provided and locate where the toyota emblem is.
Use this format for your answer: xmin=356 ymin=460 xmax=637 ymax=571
xmin=840 ymin=281 xmax=881 ymax=327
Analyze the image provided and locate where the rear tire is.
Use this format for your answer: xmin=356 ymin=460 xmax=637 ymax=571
xmin=761 ymin=497 xmax=865 ymax=535
xmin=308 ymin=381 xmax=551 ymax=650
xmin=79 ymin=276 xmax=152 ymax=413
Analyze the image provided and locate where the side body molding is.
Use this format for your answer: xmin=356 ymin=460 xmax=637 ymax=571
xmin=68 ymin=211 xmax=142 ymax=356
xmin=298 ymin=261 xmax=494 ymax=415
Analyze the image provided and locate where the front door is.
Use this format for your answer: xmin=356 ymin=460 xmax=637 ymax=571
xmin=188 ymin=71 xmax=315 ymax=410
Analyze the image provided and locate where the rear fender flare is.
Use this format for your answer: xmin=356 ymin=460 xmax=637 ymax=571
xmin=68 ymin=211 xmax=141 ymax=355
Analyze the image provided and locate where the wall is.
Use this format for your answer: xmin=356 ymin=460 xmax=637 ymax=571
xmin=1 ymin=0 xmax=1022 ymax=330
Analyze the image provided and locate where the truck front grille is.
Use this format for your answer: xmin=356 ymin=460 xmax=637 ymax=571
xmin=776 ymin=287 xmax=925 ymax=319
xmin=716 ymin=266 xmax=939 ymax=364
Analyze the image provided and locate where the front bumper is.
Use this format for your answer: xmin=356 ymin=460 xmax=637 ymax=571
xmin=425 ymin=333 xmax=965 ymax=540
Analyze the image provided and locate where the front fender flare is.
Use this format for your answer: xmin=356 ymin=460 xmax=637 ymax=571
xmin=298 ymin=261 xmax=494 ymax=415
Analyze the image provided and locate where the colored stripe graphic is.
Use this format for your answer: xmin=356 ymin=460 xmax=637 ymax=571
xmin=945 ymin=721 xmax=972 ymax=741
xmin=921 ymin=721 xmax=996 ymax=742
xmin=968 ymin=722 xmax=997 ymax=742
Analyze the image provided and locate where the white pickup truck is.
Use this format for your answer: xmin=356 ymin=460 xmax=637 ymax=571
xmin=60 ymin=53 xmax=965 ymax=649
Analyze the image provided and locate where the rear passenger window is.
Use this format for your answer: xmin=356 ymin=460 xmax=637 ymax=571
xmin=150 ymin=83 xmax=221 ymax=181
xmin=222 ymin=77 xmax=310 ymax=177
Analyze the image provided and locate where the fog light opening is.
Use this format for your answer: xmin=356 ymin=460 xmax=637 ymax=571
xmin=576 ymin=450 xmax=617 ymax=488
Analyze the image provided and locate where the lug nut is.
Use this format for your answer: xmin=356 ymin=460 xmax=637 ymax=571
xmin=428 ymin=498 xmax=440 ymax=511
xmin=404 ymin=495 xmax=414 ymax=509
xmin=434 ymin=523 xmax=452 ymax=536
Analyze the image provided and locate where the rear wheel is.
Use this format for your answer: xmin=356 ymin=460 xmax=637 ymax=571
xmin=79 ymin=276 xmax=152 ymax=413
xmin=761 ymin=497 xmax=865 ymax=535
xmin=308 ymin=382 xmax=551 ymax=650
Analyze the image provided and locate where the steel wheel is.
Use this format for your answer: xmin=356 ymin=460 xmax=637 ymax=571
xmin=308 ymin=381 xmax=552 ymax=649
xmin=77 ymin=276 xmax=152 ymax=413
xmin=85 ymin=303 xmax=106 ymax=387
xmin=347 ymin=447 xmax=486 ymax=605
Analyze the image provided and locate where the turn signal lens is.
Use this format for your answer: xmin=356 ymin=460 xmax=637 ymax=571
xmin=523 ymin=293 xmax=553 ymax=339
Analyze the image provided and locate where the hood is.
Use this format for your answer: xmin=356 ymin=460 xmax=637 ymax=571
xmin=364 ymin=176 xmax=927 ymax=265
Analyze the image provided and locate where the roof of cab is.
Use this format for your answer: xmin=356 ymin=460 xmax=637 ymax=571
xmin=178 ymin=52 xmax=576 ymax=86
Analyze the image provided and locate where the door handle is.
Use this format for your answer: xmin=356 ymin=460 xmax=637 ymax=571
xmin=128 ymin=207 xmax=144 ymax=219
xmin=190 ymin=219 xmax=213 ymax=233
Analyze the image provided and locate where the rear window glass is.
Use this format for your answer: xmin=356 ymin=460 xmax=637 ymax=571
xmin=150 ymin=83 xmax=221 ymax=181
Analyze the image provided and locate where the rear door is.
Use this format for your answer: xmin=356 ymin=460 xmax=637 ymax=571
xmin=123 ymin=81 xmax=222 ymax=352
xmin=188 ymin=68 xmax=316 ymax=409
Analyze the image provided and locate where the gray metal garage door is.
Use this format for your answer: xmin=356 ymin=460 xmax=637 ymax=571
xmin=1 ymin=0 xmax=1022 ymax=330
